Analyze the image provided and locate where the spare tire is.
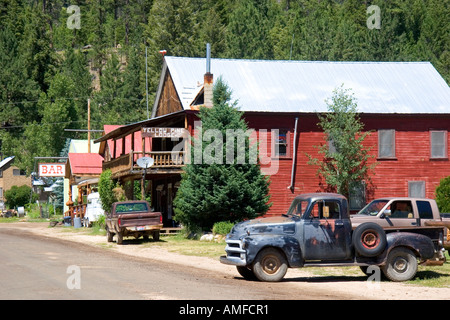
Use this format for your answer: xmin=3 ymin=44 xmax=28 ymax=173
xmin=353 ymin=222 xmax=387 ymax=257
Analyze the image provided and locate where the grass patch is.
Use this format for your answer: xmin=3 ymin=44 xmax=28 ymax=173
xmin=305 ymin=251 xmax=450 ymax=287
xmin=407 ymin=251 xmax=450 ymax=288
xmin=145 ymin=233 xmax=226 ymax=259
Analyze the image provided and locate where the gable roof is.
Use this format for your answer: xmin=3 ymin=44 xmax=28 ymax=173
xmin=159 ymin=56 xmax=449 ymax=115
xmin=69 ymin=139 xmax=100 ymax=154
xmin=66 ymin=153 xmax=103 ymax=176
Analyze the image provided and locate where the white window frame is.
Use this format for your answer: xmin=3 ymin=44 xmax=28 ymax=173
xmin=430 ymin=130 xmax=448 ymax=159
xmin=378 ymin=129 xmax=396 ymax=159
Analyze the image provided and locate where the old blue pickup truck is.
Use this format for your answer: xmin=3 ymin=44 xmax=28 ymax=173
xmin=220 ymin=193 xmax=446 ymax=282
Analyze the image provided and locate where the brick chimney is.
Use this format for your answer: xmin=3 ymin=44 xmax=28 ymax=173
xmin=204 ymin=43 xmax=213 ymax=108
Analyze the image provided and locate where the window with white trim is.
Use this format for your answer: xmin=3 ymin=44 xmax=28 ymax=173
xmin=378 ymin=129 xmax=395 ymax=159
xmin=408 ymin=181 xmax=426 ymax=198
xmin=430 ymin=130 xmax=447 ymax=159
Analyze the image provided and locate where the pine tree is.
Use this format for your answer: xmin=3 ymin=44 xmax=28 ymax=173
xmin=225 ymin=0 xmax=272 ymax=59
xmin=173 ymin=77 xmax=271 ymax=232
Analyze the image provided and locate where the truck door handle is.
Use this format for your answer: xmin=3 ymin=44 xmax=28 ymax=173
xmin=335 ymin=221 xmax=344 ymax=226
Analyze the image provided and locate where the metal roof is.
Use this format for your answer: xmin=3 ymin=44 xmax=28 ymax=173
xmin=163 ymin=56 xmax=450 ymax=114
xmin=0 ymin=156 xmax=14 ymax=169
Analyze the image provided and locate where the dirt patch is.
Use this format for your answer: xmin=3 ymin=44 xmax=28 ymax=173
xmin=3 ymin=221 xmax=450 ymax=300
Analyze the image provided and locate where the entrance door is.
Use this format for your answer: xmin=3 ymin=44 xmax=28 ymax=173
xmin=302 ymin=200 xmax=351 ymax=261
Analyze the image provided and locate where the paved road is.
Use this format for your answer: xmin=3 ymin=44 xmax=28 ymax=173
xmin=0 ymin=227 xmax=299 ymax=300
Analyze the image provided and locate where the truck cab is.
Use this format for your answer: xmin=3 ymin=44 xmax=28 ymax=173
xmin=351 ymin=197 xmax=441 ymax=228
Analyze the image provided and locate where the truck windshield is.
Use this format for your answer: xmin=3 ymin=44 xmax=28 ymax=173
xmin=357 ymin=200 xmax=389 ymax=216
xmin=286 ymin=199 xmax=309 ymax=217
xmin=115 ymin=203 xmax=148 ymax=213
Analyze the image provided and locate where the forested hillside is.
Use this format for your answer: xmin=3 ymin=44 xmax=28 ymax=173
xmin=0 ymin=0 xmax=448 ymax=173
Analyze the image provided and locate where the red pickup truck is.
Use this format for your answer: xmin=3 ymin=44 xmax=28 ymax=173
xmin=105 ymin=200 xmax=163 ymax=244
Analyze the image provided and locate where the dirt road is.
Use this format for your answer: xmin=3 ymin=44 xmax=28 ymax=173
xmin=1 ymin=222 xmax=449 ymax=300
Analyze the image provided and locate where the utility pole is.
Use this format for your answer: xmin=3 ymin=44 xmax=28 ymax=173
xmin=87 ymin=99 xmax=91 ymax=153
xmin=145 ymin=47 xmax=149 ymax=119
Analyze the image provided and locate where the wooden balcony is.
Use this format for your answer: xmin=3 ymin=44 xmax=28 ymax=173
xmin=103 ymin=150 xmax=186 ymax=178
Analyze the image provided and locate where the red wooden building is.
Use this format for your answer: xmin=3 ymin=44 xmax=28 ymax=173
xmin=95 ymin=56 xmax=450 ymax=223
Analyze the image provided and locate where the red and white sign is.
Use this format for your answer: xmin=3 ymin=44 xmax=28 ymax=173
xmin=39 ymin=163 xmax=65 ymax=177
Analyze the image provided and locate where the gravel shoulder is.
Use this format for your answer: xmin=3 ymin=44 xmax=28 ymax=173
xmin=2 ymin=221 xmax=450 ymax=300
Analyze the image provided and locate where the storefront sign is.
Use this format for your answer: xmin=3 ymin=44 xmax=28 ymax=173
xmin=39 ymin=163 xmax=65 ymax=177
xmin=141 ymin=127 xmax=188 ymax=138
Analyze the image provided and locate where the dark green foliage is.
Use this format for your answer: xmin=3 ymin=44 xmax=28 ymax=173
xmin=5 ymin=185 xmax=37 ymax=209
xmin=173 ymin=78 xmax=271 ymax=232
xmin=436 ymin=176 xmax=450 ymax=213
xmin=98 ymin=169 xmax=118 ymax=213
xmin=0 ymin=0 xmax=448 ymax=173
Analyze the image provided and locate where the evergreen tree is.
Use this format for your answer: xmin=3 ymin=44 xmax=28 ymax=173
xmin=225 ymin=0 xmax=272 ymax=59
xmin=173 ymin=77 xmax=271 ymax=232
xmin=95 ymin=53 xmax=124 ymax=124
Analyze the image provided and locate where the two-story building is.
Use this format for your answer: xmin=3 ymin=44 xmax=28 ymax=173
xmin=0 ymin=156 xmax=31 ymax=209
xmin=95 ymin=56 xmax=450 ymax=223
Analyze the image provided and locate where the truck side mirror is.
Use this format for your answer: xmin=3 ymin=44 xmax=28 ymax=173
xmin=382 ymin=209 xmax=391 ymax=217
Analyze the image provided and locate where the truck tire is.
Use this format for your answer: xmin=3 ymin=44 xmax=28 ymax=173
xmin=153 ymin=231 xmax=160 ymax=241
xmin=236 ymin=266 xmax=257 ymax=280
xmin=353 ymin=222 xmax=387 ymax=257
xmin=381 ymin=247 xmax=418 ymax=282
xmin=106 ymin=227 xmax=114 ymax=242
xmin=116 ymin=231 xmax=123 ymax=244
xmin=252 ymin=247 xmax=288 ymax=282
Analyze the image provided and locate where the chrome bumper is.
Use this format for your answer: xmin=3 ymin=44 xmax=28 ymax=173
xmin=220 ymin=239 xmax=247 ymax=266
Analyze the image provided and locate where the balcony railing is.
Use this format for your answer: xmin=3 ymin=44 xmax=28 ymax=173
xmin=103 ymin=150 xmax=186 ymax=177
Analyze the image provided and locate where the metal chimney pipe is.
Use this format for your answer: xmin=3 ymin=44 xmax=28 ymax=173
xmin=206 ymin=43 xmax=211 ymax=74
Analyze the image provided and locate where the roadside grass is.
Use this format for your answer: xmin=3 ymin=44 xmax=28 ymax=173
xmin=144 ymin=233 xmax=227 ymax=260
xmin=0 ymin=216 xmax=51 ymax=223
xmin=304 ymin=251 xmax=450 ymax=288
xmin=407 ymin=250 xmax=450 ymax=288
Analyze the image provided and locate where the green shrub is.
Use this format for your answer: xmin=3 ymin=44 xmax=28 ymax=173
xmin=436 ymin=176 xmax=450 ymax=213
xmin=212 ymin=221 xmax=234 ymax=235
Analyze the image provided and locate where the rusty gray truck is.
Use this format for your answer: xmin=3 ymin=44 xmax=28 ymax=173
xmin=105 ymin=200 xmax=163 ymax=244
xmin=220 ymin=193 xmax=447 ymax=282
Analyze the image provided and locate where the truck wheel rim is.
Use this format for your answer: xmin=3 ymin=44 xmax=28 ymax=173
xmin=393 ymin=257 xmax=408 ymax=273
xmin=261 ymin=255 xmax=280 ymax=275
xmin=361 ymin=230 xmax=380 ymax=249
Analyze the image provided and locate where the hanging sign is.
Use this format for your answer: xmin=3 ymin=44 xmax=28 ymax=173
xmin=142 ymin=127 xmax=188 ymax=138
xmin=39 ymin=163 xmax=65 ymax=177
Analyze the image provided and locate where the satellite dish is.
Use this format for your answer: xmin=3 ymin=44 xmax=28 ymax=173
xmin=136 ymin=156 xmax=154 ymax=169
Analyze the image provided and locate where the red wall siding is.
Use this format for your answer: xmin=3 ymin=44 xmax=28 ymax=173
xmin=244 ymin=113 xmax=450 ymax=217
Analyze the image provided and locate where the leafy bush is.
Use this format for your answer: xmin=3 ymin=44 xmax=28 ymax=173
xmin=436 ymin=176 xmax=450 ymax=213
xmin=98 ymin=169 xmax=118 ymax=213
xmin=5 ymin=185 xmax=37 ymax=209
xmin=212 ymin=221 xmax=235 ymax=235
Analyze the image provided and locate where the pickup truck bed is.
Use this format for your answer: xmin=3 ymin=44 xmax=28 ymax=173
xmin=105 ymin=200 xmax=163 ymax=244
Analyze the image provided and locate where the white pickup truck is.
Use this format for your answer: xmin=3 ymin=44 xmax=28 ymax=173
xmin=351 ymin=197 xmax=450 ymax=252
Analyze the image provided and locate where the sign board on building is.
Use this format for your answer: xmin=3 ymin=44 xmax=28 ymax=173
xmin=39 ymin=163 xmax=65 ymax=177
xmin=142 ymin=127 xmax=188 ymax=138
